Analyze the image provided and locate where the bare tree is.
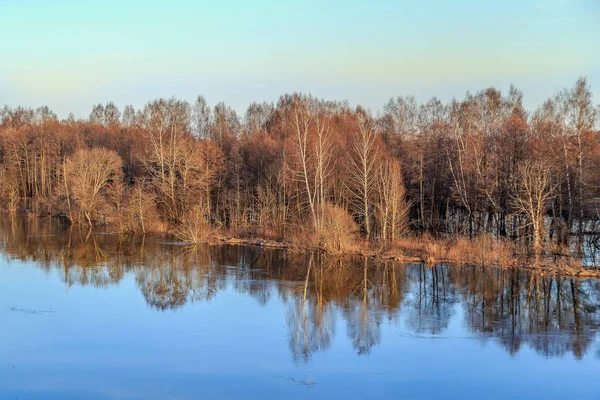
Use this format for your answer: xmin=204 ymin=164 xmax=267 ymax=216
xmin=103 ymin=102 xmax=121 ymax=127
xmin=288 ymin=97 xmax=318 ymax=228
xmin=348 ymin=110 xmax=381 ymax=239
xmin=211 ymin=102 xmax=240 ymax=140
xmin=89 ymin=104 xmax=104 ymax=125
xmin=510 ymin=160 xmax=556 ymax=255
xmin=565 ymin=77 xmax=597 ymax=235
xmin=138 ymin=98 xmax=192 ymax=222
xmin=192 ymin=95 xmax=211 ymax=139
xmin=122 ymin=105 xmax=136 ymax=127
xmin=245 ymin=102 xmax=274 ymax=134
xmin=376 ymin=157 xmax=409 ymax=241
xmin=66 ymin=148 xmax=123 ymax=226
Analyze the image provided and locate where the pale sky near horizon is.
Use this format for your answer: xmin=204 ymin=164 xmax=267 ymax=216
xmin=1 ymin=0 xmax=598 ymax=118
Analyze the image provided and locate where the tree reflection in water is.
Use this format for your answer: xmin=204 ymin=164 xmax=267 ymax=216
xmin=286 ymin=256 xmax=336 ymax=362
xmin=1 ymin=215 xmax=599 ymax=361
xmin=404 ymin=264 xmax=457 ymax=335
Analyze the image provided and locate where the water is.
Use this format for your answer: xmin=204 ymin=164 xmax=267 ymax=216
xmin=1 ymin=216 xmax=599 ymax=399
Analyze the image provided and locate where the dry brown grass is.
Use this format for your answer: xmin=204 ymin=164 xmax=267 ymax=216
xmin=382 ymin=234 xmax=518 ymax=267
xmin=447 ymin=235 xmax=515 ymax=266
xmin=285 ymin=224 xmax=318 ymax=250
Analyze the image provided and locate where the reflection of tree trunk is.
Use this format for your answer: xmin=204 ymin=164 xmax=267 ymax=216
xmin=90 ymin=232 xmax=106 ymax=265
xmin=418 ymin=264 xmax=424 ymax=312
xmin=363 ymin=258 xmax=368 ymax=304
xmin=570 ymin=279 xmax=581 ymax=334
xmin=139 ymin=234 xmax=146 ymax=260
xmin=303 ymin=255 xmax=312 ymax=301
xmin=432 ymin=266 xmax=439 ymax=307
xmin=556 ymin=278 xmax=562 ymax=327
xmin=544 ymin=278 xmax=552 ymax=329
xmin=316 ymin=259 xmax=324 ymax=306
xmin=362 ymin=257 xmax=368 ymax=343
xmin=10 ymin=214 xmax=16 ymax=236
xmin=294 ymin=255 xmax=312 ymax=357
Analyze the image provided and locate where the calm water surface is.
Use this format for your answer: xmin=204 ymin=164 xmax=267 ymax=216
xmin=1 ymin=216 xmax=599 ymax=399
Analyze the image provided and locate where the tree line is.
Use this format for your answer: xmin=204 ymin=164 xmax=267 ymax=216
xmin=0 ymin=78 xmax=598 ymax=255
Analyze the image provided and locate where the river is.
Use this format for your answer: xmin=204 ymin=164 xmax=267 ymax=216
xmin=1 ymin=216 xmax=599 ymax=399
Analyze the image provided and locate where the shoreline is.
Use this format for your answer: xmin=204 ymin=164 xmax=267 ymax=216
xmin=206 ymin=235 xmax=600 ymax=279
xmin=8 ymin=212 xmax=600 ymax=279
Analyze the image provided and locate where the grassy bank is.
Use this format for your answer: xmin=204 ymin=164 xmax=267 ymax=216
xmin=9 ymin=211 xmax=600 ymax=278
xmin=200 ymin=231 xmax=600 ymax=279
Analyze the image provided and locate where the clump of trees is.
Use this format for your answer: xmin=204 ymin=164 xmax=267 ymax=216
xmin=0 ymin=78 xmax=598 ymax=257
xmin=64 ymin=148 xmax=122 ymax=225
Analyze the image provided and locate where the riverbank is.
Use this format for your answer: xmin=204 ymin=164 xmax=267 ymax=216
xmin=6 ymin=212 xmax=600 ymax=278
xmin=203 ymin=233 xmax=600 ymax=279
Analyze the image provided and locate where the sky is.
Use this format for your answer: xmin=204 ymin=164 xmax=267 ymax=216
xmin=0 ymin=0 xmax=598 ymax=118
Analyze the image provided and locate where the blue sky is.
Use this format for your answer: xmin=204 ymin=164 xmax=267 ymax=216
xmin=1 ymin=0 xmax=598 ymax=117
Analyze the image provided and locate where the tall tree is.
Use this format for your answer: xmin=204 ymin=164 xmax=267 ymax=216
xmin=347 ymin=109 xmax=381 ymax=239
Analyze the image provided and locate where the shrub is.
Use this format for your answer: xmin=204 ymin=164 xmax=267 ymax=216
xmin=316 ymin=203 xmax=358 ymax=254
xmin=175 ymin=205 xmax=213 ymax=244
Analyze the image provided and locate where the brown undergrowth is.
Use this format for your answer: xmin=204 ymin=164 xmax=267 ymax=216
xmin=213 ymin=232 xmax=600 ymax=278
xmin=381 ymin=234 xmax=517 ymax=267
